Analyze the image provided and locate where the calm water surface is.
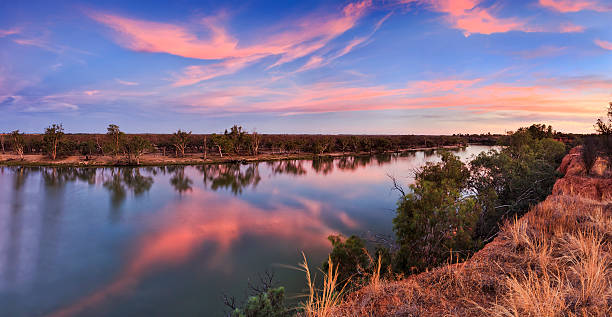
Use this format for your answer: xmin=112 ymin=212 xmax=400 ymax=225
xmin=0 ymin=146 xmax=492 ymax=316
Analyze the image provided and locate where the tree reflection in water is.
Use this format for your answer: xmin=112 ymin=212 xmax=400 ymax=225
xmin=311 ymin=157 xmax=335 ymax=174
xmin=267 ymin=160 xmax=306 ymax=176
xmin=197 ymin=163 xmax=260 ymax=195
xmin=168 ymin=166 xmax=193 ymax=195
xmin=102 ymin=167 xmax=154 ymax=209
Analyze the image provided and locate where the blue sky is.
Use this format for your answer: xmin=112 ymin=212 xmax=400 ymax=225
xmin=0 ymin=0 xmax=611 ymax=134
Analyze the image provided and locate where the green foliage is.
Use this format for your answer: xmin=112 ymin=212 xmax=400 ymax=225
xmin=323 ymin=235 xmax=371 ymax=284
xmin=393 ymin=152 xmax=481 ymax=272
xmin=172 ymin=129 xmax=191 ymax=157
xmin=211 ymin=133 xmax=231 ymax=157
xmin=231 ymin=287 xmax=288 ymax=317
xmin=106 ymin=124 xmax=123 ymax=156
xmin=43 ymin=123 xmax=64 ymax=160
xmin=123 ymin=136 xmax=151 ymax=164
xmin=79 ymin=140 xmax=97 ymax=156
xmin=470 ymin=130 xmax=566 ymax=240
xmin=10 ymin=130 xmax=25 ymax=158
xmin=225 ymin=125 xmax=248 ymax=153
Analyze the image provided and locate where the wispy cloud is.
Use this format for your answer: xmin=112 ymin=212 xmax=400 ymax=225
xmin=539 ymin=0 xmax=610 ymax=12
xmin=595 ymin=39 xmax=612 ymax=50
xmin=115 ymin=78 xmax=139 ymax=86
xmin=175 ymin=75 xmax=610 ymax=118
xmin=401 ymin=0 xmax=585 ymax=36
xmin=296 ymin=11 xmax=393 ymax=72
xmin=0 ymin=28 xmax=20 ymax=37
xmin=91 ymin=1 xmax=373 ymax=85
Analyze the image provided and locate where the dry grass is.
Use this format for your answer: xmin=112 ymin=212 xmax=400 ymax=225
xmin=298 ymin=252 xmax=349 ymax=317
xmin=329 ymin=156 xmax=612 ymax=317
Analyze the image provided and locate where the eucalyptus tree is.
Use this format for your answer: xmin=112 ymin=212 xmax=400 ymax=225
xmin=211 ymin=133 xmax=229 ymax=157
xmin=11 ymin=130 xmax=25 ymax=159
xmin=106 ymin=124 xmax=123 ymax=156
xmin=250 ymin=130 xmax=260 ymax=155
xmin=172 ymin=129 xmax=191 ymax=157
xmin=123 ymin=136 xmax=150 ymax=165
xmin=44 ymin=124 xmax=64 ymax=160
xmin=225 ymin=125 xmax=247 ymax=154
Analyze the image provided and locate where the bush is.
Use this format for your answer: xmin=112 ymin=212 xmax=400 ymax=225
xmin=393 ymin=152 xmax=481 ymax=273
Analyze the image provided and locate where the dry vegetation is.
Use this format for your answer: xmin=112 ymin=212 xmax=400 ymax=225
xmin=328 ymin=148 xmax=611 ymax=317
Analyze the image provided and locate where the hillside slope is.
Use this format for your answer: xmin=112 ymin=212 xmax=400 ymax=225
xmin=331 ymin=147 xmax=611 ymax=316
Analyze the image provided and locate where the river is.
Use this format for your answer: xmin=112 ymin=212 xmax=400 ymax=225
xmin=0 ymin=145 xmax=492 ymax=316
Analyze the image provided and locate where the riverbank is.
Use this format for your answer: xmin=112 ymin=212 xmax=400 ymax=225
xmin=330 ymin=146 xmax=612 ymax=316
xmin=0 ymin=144 xmax=468 ymax=167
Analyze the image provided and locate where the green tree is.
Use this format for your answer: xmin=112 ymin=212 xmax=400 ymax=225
xmin=11 ymin=130 xmax=25 ymax=159
xmin=106 ymin=124 xmax=123 ymax=156
xmin=323 ymin=235 xmax=371 ymax=284
xmin=470 ymin=128 xmax=566 ymax=240
xmin=211 ymin=133 xmax=230 ymax=157
xmin=172 ymin=129 xmax=191 ymax=157
xmin=44 ymin=124 xmax=64 ymax=160
xmin=123 ymin=136 xmax=150 ymax=164
xmin=393 ymin=152 xmax=480 ymax=272
xmin=225 ymin=125 xmax=247 ymax=153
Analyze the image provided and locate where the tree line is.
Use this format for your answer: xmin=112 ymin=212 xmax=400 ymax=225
xmin=0 ymin=124 xmax=518 ymax=164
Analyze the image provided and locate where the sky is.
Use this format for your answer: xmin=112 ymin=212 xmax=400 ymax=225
xmin=0 ymin=0 xmax=611 ymax=134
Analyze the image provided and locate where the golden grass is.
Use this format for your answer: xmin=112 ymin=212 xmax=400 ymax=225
xmin=326 ymin=153 xmax=611 ymax=316
xmin=298 ymin=252 xmax=349 ymax=317
xmin=329 ymin=194 xmax=612 ymax=316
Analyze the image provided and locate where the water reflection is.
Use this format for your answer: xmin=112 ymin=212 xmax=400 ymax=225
xmin=168 ymin=166 xmax=193 ymax=195
xmin=197 ymin=163 xmax=260 ymax=195
xmin=0 ymin=146 xmax=491 ymax=317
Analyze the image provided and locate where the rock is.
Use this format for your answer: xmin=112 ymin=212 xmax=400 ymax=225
xmin=552 ymin=176 xmax=612 ymax=201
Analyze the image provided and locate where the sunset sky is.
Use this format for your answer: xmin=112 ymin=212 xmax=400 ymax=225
xmin=1 ymin=0 xmax=610 ymax=134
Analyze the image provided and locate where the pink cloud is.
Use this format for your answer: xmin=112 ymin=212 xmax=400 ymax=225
xmin=0 ymin=28 xmax=20 ymax=37
xmin=115 ymin=78 xmax=139 ymax=86
xmin=402 ymin=0 xmax=585 ymax=36
xmin=595 ymin=39 xmax=612 ymax=50
xmin=47 ymin=186 xmax=353 ymax=317
xmin=416 ymin=0 xmax=534 ymax=36
xmin=177 ymin=76 xmax=610 ymax=120
xmin=91 ymin=1 xmax=373 ymax=85
xmin=539 ymin=0 xmax=608 ymax=12
xmin=558 ymin=23 xmax=585 ymax=33
xmin=407 ymin=78 xmax=481 ymax=93
xmin=296 ymin=11 xmax=393 ymax=73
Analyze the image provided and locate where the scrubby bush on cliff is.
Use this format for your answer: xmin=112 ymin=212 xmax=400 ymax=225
xmin=341 ymin=125 xmax=568 ymax=275
xmin=470 ymin=127 xmax=566 ymax=241
xmin=394 ymin=152 xmax=481 ymax=272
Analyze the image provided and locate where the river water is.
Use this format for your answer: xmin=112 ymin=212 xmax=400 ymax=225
xmin=0 ymin=146 xmax=492 ymax=316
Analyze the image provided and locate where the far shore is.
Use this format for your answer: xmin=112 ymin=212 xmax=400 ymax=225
xmin=0 ymin=144 xmax=471 ymax=167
